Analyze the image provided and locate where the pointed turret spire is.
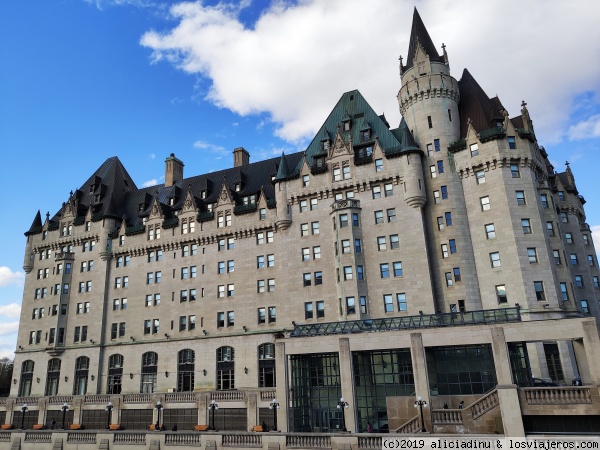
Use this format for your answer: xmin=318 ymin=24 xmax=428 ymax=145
xmin=25 ymin=210 xmax=43 ymax=236
xmin=274 ymin=152 xmax=292 ymax=181
xmin=403 ymin=7 xmax=442 ymax=72
xmin=398 ymin=118 xmax=420 ymax=152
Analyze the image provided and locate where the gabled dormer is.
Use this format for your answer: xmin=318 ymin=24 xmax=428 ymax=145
xmin=138 ymin=192 xmax=153 ymax=214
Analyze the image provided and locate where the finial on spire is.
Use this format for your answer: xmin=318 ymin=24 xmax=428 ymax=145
xmin=399 ymin=55 xmax=403 ymax=77
xmin=441 ymin=43 xmax=449 ymax=66
xmin=46 ymin=212 xmax=50 ymax=221
xmin=565 ymin=161 xmax=570 ymax=167
xmin=521 ymin=100 xmax=528 ymax=110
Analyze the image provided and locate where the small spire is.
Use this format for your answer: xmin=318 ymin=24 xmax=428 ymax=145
xmin=441 ymin=43 xmax=449 ymax=66
xmin=565 ymin=161 xmax=570 ymax=167
xmin=399 ymin=55 xmax=403 ymax=77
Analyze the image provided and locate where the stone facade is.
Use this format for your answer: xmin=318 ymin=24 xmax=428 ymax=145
xmin=3 ymin=8 xmax=600 ymax=440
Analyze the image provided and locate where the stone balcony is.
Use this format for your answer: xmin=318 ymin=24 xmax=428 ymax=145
xmin=519 ymin=386 xmax=600 ymax=415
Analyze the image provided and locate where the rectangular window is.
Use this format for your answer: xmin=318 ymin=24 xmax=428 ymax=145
xmin=511 ymin=164 xmax=520 ymax=178
xmin=339 ymin=214 xmax=348 ymax=228
xmin=583 ymin=234 xmax=590 ymax=245
xmin=430 ymin=165 xmax=437 ymax=178
xmin=390 ymin=234 xmax=399 ymax=249
xmin=268 ymin=307 xmax=276 ymax=323
xmin=313 ymin=246 xmax=321 ymax=259
xmin=445 ymin=272 xmax=453 ymax=287
xmin=259 ymin=208 xmax=266 ymax=220
xmin=445 ymin=212 xmax=452 ymax=226
xmin=441 ymin=244 xmax=449 ymax=258
xmin=508 ymin=136 xmax=516 ymax=149
xmin=396 ymin=293 xmax=407 ymax=311
xmin=427 ymin=116 xmax=432 ymax=128
xmin=180 ymin=290 xmax=188 ymax=302
xmin=378 ymin=236 xmax=387 ymax=251
xmin=375 ymin=159 xmax=383 ymax=172
xmin=217 ymin=285 xmax=225 ymax=298
xmin=311 ymin=222 xmax=319 ymax=234
xmin=268 ymin=279 xmax=275 ymax=292
xmin=593 ymin=276 xmax=599 ymax=288
xmin=227 ymin=284 xmax=234 ymax=297
xmin=437 ymin=160 xmax=444 ymax=174
xmin=560 ymin=282 xmax=569 ymax=301
xmin=393 ymin=261 xmax=403 ymax=277
xmin=227 ymin=311 xmax=234 ymax=327
xmin=384 ymin=183 xmax=393 ymax=197
xmin=449 ymin=239 xmax=457 ymax=254
xmin=434 ymin=139 xmax=440 ymax=152
xmin=565 ymin=233 xmax=573 ymax=244
xmin=354 ymin=239 xmax=362 ymax=253
xmin=521 ymin=219 xmax=532 ymax=234
xmin=217 ymin=312 xmax=224 ymax=328
xmin=496 ymin=285 xmax=507 ymax=303
xmin=558 ymin=191 xmax=565 ymax=201
xmin=258 ymin=307 xmax=266 ymax=324
xmin=181 ymin=267 xmax=189 ymax=279
xmin=534 ymin=281 xmax=546 ymax=301
xmin=341 ymin=239 xmax=351 ymax=254
xmin=357 ymin=265 xmax=364 ymax=280
xmin=374 ymin=210 xmax=384 ymax=224
xmin=304 ymin=303 xmax=313 ymax=320
xmin=380 ymin=263 xmax=390 ymax=278
xmin=470 ymin=143 xmax=479 ymax=157
xmin=540 ymin=194 xmax=548 ymax=208
xmin=570 ymin=254 xmax=579 ymax=265
xmin=427 ymin=143 xmax=433 ymax=156
xmin=475 ymin=169 xmax=485 ymax=184
xmin=257 ymin=280 xmax=265 ymax=293
xmin=581 ymin=300 xmax=589 ymax=314
xmin=575 ymin=275 xmax=583 ymax=287
xmin=560 ymin=212 xmax=568 ymax=223
xmin=527 ymin=248 xmax=538 ymax=263
xmin=516 ymin=191 xmax=526 ymax=205
xmin=441 ymin=186 xmax=448 ymax=199
xmin=480 ymin=196 xmax=490 ymax=211
xmin=372 ymin=185 xmax=381 ymax=199
xmin=302 ymin=174 xmax=310 ymax=187
xmin=111 ymin=323 xmax=118 ymax=340
xmin=387 ymin=208 xmax=397 ymax=222
xmin=547 ymin=221 xmax=555 ymax=236
xmin=490 ymin=252 xmax=501 ymax=268
xmin=437 ymin=217 xmax=444 ymax=231
xmin=299 ymin=200 xmax=308 ymax=213
xmin=346 ymin=297 xmax=356 ymax=315
xmin=433 ymin=190 xmax=440 ymax=204
xmin=314 ymin=271 xmax=323 ymax=285
xmin=552 ymin=250 xmax=561 ymax=265
xmin=485 ymin=223 xmax=496 ymax=239
xmin=303 ymin=273 xmax=311 ymax=287
xmin=453 ymin=267 xmax=461 ymax=282
xmin=383 ymin=294 xmax=394 ymax=313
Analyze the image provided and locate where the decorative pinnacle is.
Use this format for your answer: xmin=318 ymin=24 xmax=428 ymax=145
xmin=565 ymin=161 xmax=570 ymax=167
xmin=441 ymin=43 xmax=446 ymax=51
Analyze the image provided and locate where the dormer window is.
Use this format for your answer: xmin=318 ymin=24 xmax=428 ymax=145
xmin=201 ymin=190 xmax=207 ymax=199
xmin=94 ymin=194 xmax=101 ymax=203
xmin=362 ymin=130 xmax=371 ymax=141
xmin=496 ymin=121 xmax=503 ymax=129
xmin=235 ymin=183 xmax=242 ymax=192
xmin=89 ymin=185 xmax=95 ymax=193
xmin=315 ymin=157 xmax=325 ymax=168
xmin=343 ymin=121 xmax=351 ymax=131
xmin=322 ymin=140 xmax=330 ymax=152
xmin=139 ymin=204 xmax=145 ymax=212
xmin=169 ymin=197 xmax=175 ymax=206
xmin=207 ymin=203 xmax=214 ymax=212
xmin=243 ymin=195 xmax=256 ymax=205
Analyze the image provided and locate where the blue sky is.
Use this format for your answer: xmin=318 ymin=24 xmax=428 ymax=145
xmin=1 ymin=0 xmax=600 ymax=358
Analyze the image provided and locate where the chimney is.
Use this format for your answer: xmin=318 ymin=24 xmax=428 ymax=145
xmin=233 ymin=147 xmax=250 ymax=167
xmin=165 ymin=153 xmax=184 ymax=187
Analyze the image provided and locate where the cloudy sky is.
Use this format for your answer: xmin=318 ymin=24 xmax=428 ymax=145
xmin=1 ymin=0 xmax=600 ymax=358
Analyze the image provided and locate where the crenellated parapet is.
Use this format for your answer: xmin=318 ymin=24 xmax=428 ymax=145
xmin=398 ymin=73 xmax=460 ymax=116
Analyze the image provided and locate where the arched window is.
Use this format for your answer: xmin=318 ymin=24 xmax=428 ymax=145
xmin=45 ymin=358 xmax=61 ymax=396
xmin=141 ymin=352 xmax=158 ymax=393
xmin=217 ymin=346 xmax=234 ymax=390
xmin=107 ymin=354 xmax=123 ymax=394
xmin=177 ymin=349 xmax=195 ymax=392
xmin=19 ymin=360 xmax=34 ymax=397
xmin=258 ymin=344 xmax=275 ymax=388
xmin=73 ymin=356 xmax=89 ymax=395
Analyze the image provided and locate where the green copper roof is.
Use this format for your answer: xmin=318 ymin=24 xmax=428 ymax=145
xmin=274 ymin=152 xmax=293 ymax=181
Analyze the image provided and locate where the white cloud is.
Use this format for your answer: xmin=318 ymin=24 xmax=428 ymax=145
xmin=568 ymin=114 xmax=600 ymax=140
xmin=142 ymin=178 xmax=159 ymax=187
xmin=149 ymin=153 xmax=156 ymax=159
xmin=140 ymin=0 xmax=600 ymax=144
xmin=0 ymin=267 xmax=24 ymax=287
xmin=192 ymin=140 xmax=229 ymax=158
xmin=0 ymin=349 xmax=15 ymax=360
xmin=0 ymin=322 xmax=19 ymax=336
xmin=0 ymin=303 xmax=21 ymax=319
xmin=591 ymin=225 xmax=600 ymax=257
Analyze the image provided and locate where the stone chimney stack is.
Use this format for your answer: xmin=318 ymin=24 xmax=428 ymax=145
xmin=233 ymin=147 xmax=250 ymax=167
xmin=165 ymin=153 xmax=184 ymax=187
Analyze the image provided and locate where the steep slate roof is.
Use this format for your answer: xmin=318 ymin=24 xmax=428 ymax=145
xmin=390 ymin=118 xmax=420 ymax=153
xmin=301 ymin=90 xmax=409 ymax=172
xmin=457 ymin=69 xmax=505 ymax=137
xmin=26 ymin=210 xmax=43 ymax=236
xmin=403 ymin=7 xmax=443 ymax=72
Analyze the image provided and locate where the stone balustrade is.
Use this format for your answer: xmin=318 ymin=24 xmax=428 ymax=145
xmin=0 ymin=432 xmax=11 ymax=442
xmin=84 ymin=394 xmax=111 ymax=404
xmin=211 ymin=390 xmax=246 ymax=401
xmin=113 ymin=432 xmax=146 ymax=445
xmin=523 ymin=387 xmax=592 ymax=404
xmin=260 ymin=390 xmax=277 ymax=401
xmin=67 ymin=432 xmax=97 ymax=443
xmin=165 ymin=392 xmax=196 ymax=403
xmin=123 ymin=393 xmax=152 ymax=404
xmin=49 ymin=395 xmax=74 ymax=405
xmin=471 ymin=389 xmax=499 ymax=419
xmin=165 ymin=433 xmax=202 ymax=446
xmin=286 ymin=434 xmax=331 ymax=448
xmin=395 ymin=416 xmax=420 ymax=433
xmin=16 ymin=396 xmax=38 ymax=405
xmin=358 ymin=436 xmax=382 ymax=449
xmin=24 ymin=431 xmax=52 ymax=443
xmin=222 ymin=433 xmax=262 ymax=447
xmin=431 ymin=409 xmax=463 ymax=425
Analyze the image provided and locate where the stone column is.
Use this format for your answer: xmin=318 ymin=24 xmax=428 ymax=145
xmin=338 ymin=338 xmax=356 ymax=433
xmin=572 ymin=319 xmax=600 ymax=385
xmin=4 ymin=399 xmax=14 ymax=426
xmin=558 ymin=340 xmax=578 ymax=384
xmin=247 ymin=392 xmax=257 ymax=431
xmin=37 ymin=398 xmax=47 ymax=427
xmin=110 ymin=396 xmax=121 ymax=426
xmin=409 ymin=333 xmax=430 ymax=430
xmin=71 ymin=397 xmax=83 ymax=426
xmin=197 ymin=393 xmax=208 ymax=426
xmin=490 ymin=326 xmax=525 ymax=437
xmin=275 ymin=342 xmax=288 ymax=432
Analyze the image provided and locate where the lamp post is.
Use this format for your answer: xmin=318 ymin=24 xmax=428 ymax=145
xmin=208 ymin=400 xmax=219 ymax=431
xmin=105 ymin=402 xmax=113 ymax=430
xmin=61 ymin=402 xmax=70 ymax=429
xmin=20 ymin=404 xmax=28 ymax=430
xmin=154 ymin=400 xmax=163 ymax=431
xmin=268 ymin=398 xmax=280 ymax=431
xmin=414 ymin=396 xmax=428 ymax=432
xmin=337 ymin=397 xmax=349 ymax=432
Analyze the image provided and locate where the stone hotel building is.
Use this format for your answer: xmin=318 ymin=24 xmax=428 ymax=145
xmin=3 ymin=9 xmax=600 ymax=439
